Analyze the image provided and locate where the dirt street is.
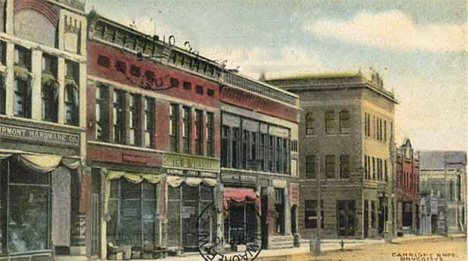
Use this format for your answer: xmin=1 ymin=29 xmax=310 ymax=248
xmin=309 ymin=237 xmax=467 ymax=261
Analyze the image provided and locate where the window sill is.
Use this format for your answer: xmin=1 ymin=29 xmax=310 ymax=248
xmin=0 ymin=114 xmax=83 ymax=131
xmin=220 ymin=167 xmax=292 ymax=177
xmin=88 ymin=140 xmax=165 ymax=154
xmin=305 ymin=134 xmax=317 ymax=138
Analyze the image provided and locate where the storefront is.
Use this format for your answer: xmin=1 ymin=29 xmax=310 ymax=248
xmin=0 ymin=152 xmax=83 ymax=259
xmin=104 ymin=171 xmax=162 ymax=251
xmin=166 ymin=176 xmax=217 ymax=252
xmin=223 ymin=187 xmax=259 ymax=245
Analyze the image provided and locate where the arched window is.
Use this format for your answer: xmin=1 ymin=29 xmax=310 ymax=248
xmin=65 ymin=84 xmax=79 ymax=126
xmin=42 ymin=81 xmax=58 ymax=122
xmin=306 ymin=113 xmax=314 ymax=135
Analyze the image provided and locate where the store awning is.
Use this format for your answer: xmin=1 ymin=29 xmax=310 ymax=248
xmin=223 ymin=187 xmax=257 ymax=203
xmin=0 ymin=151 xmax=83 ymax=172
xmin=166 ymin=176 xmax=217 ymax=188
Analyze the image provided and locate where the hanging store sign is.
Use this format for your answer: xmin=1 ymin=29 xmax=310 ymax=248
xmin=221 ymin=172 xmax=257 ymax=185
xmin=163 ymin=153 xmax=220 ymax=172
xmin=0 ymin=123 xmax=80 ymax=147
xmin=290 ymin=183 xmax=300 ymax=206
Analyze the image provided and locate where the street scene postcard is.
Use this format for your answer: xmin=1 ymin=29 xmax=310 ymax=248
xmin=0 ymin=0 xmax=466 ymax=261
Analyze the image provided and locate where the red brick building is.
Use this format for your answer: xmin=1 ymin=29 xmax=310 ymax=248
xmin=86 ymin=13 xmax=222 ymax=258
xmin=220 ymin=71 xmax=300 ymax=249
xmin=395 ymin=139 xmax=420 ymax=235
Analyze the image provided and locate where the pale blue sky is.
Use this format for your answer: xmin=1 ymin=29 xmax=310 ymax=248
xmin=85 ymin=0 xmax=467 ymax=151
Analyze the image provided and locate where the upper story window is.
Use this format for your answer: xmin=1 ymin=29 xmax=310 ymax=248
xmin=0 ymin=41 xmax=6 ymax=65
xmin=195 ymin=110 xmax=203 ymax=155
xmin=0 ymin=75 xmax=5 ymax=115
xmin=232 ymin=128 xmax=239 ymax=168
xmin=170 ymin=104 xmax=179 ymax=152
xmin=41 ymin=80 xmax=58 ymax=122
xmin=65 ymin=61 xmax=79 ymax=126
xmin=196 ymin=85 xmax=204 ymax=95
xmin=97 ymin=55 xmax=110 ymax=68
xmin=182 ymin=107 xmax=191 ymax=153
xmin=129 ymin=94 xmax=141 ymax=146
xmin=305 ymin=155 xmax=316 ymax=179
xmin=339 ymin=110 xmax=350 ymax=134
xmin=13 ymin=77 xmax=30 ymax=118
xmin=13 ymin=46 xmax=31 ymax=119
xmin=340 ymin=155 xmax=350 ymax=178
xmin=325 ymin=111 xmax=335 ymax=134
xmin=41 ymin=54 xmax=58 ymax=123
xmin=65 ymin=85 xmax=79 ymax=126
xmin=113 ymin=90 xmax=124 ymax=144
xmin=242 ymin=130 xmax=249 ymax=168
xmin=206 ymin=112 xmax=214 ymax=157
xmin=144 ymin=97 xmax=155 ymax=148
xmin=365 ymin=113 xmax=370 ymax=137
xmin=384 ymin=160 xmax=388 ymax=182
xmin=384 ymin=120 xmax=387 ymax=142
xmin=251 ymin=133 xmax=257 ymax=168
xmin=221 ymin=126 xmax=229 ymax=167
xmin=96 ymin=85 xmax=108 ymax=141
xmin=325 ymin=155 xmax=335 ymax=179
xmin=14 ymin=46 xmax=31 ymax=70
xmin=306 ymin=113 xmax=314 ymax=135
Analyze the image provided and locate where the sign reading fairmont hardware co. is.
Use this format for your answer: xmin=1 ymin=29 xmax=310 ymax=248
xmin=163 ymin=153 xmax=220 ymax=172
xmin=0 ymin=123 xmax=80 ymax=147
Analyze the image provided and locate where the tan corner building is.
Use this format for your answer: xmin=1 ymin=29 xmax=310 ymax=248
xmin=267 ymin=70 xmax=398 ymax=239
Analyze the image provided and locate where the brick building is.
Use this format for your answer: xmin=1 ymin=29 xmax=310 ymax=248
xmin=419 ymin=151 xmax=466 ymax=235
xmin=395 ymin=139 xmax=420 ymax=235
xmin=86 ymin=13 xmax=222 ymax=259
xmin=220 ymin=71 xmax=300 ymax=249
xmin=267 ymin=70 xmax=397 ymax=239
xmin=0 ymin=0 xmax=87 ymax=259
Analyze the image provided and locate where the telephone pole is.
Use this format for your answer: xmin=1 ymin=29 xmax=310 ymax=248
xmin=310 ymin=156 xmax=321 ymax=254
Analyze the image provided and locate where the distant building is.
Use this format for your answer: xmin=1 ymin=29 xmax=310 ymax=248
xmin=267 ymin=70 xmax=398 ymax=239
xmin=395 ymin=139 xmax=420 ymax=235
xmin=419 ymin=151 xmax=466 ymax=235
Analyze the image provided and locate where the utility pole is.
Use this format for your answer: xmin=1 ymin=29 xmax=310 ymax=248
xmin=310 ymin=156 xmax=321 ymax=255
xmin=444 ymin=152 xmax=449 ymax=237
xmin=317 ymin=155 xmax=321 ymax=255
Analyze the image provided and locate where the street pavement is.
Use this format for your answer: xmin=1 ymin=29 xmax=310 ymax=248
xmin=304 ymin=235 xmax=467 ymax=261
xmin=58 ymin=234 xmax=466 ymax=261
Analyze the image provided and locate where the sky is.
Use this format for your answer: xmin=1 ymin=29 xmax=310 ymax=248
xmin=85 ymin=0 xmax=467 ymax=151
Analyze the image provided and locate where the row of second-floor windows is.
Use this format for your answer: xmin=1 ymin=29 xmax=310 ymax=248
xmin=0 ymin=45 xmax=80 ymax=125
xmin=365 ymin=113 xmax=391 ymax=142
xmin=221 ymin=126 xmax=291 ymax=174
xmin=397 ymin=171 xmax=418 ymax=192
xmin=305 ymin=154 xmax=350 ymax=179
xmin=306 ymin=110 xmax=350 ymax=136
xmin=364 ymin=155 xmax=388 ymax=182
xmin=95 ymin=87 xmax=216 ymax=155
xmin=169 ymin=104 xmax=214 ymax=156
xmin=95 ymin=86 xmax=155 ymax=148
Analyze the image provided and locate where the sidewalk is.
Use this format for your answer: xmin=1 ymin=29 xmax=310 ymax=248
xmin=56 ymin=234 xmax=466 ymax=261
